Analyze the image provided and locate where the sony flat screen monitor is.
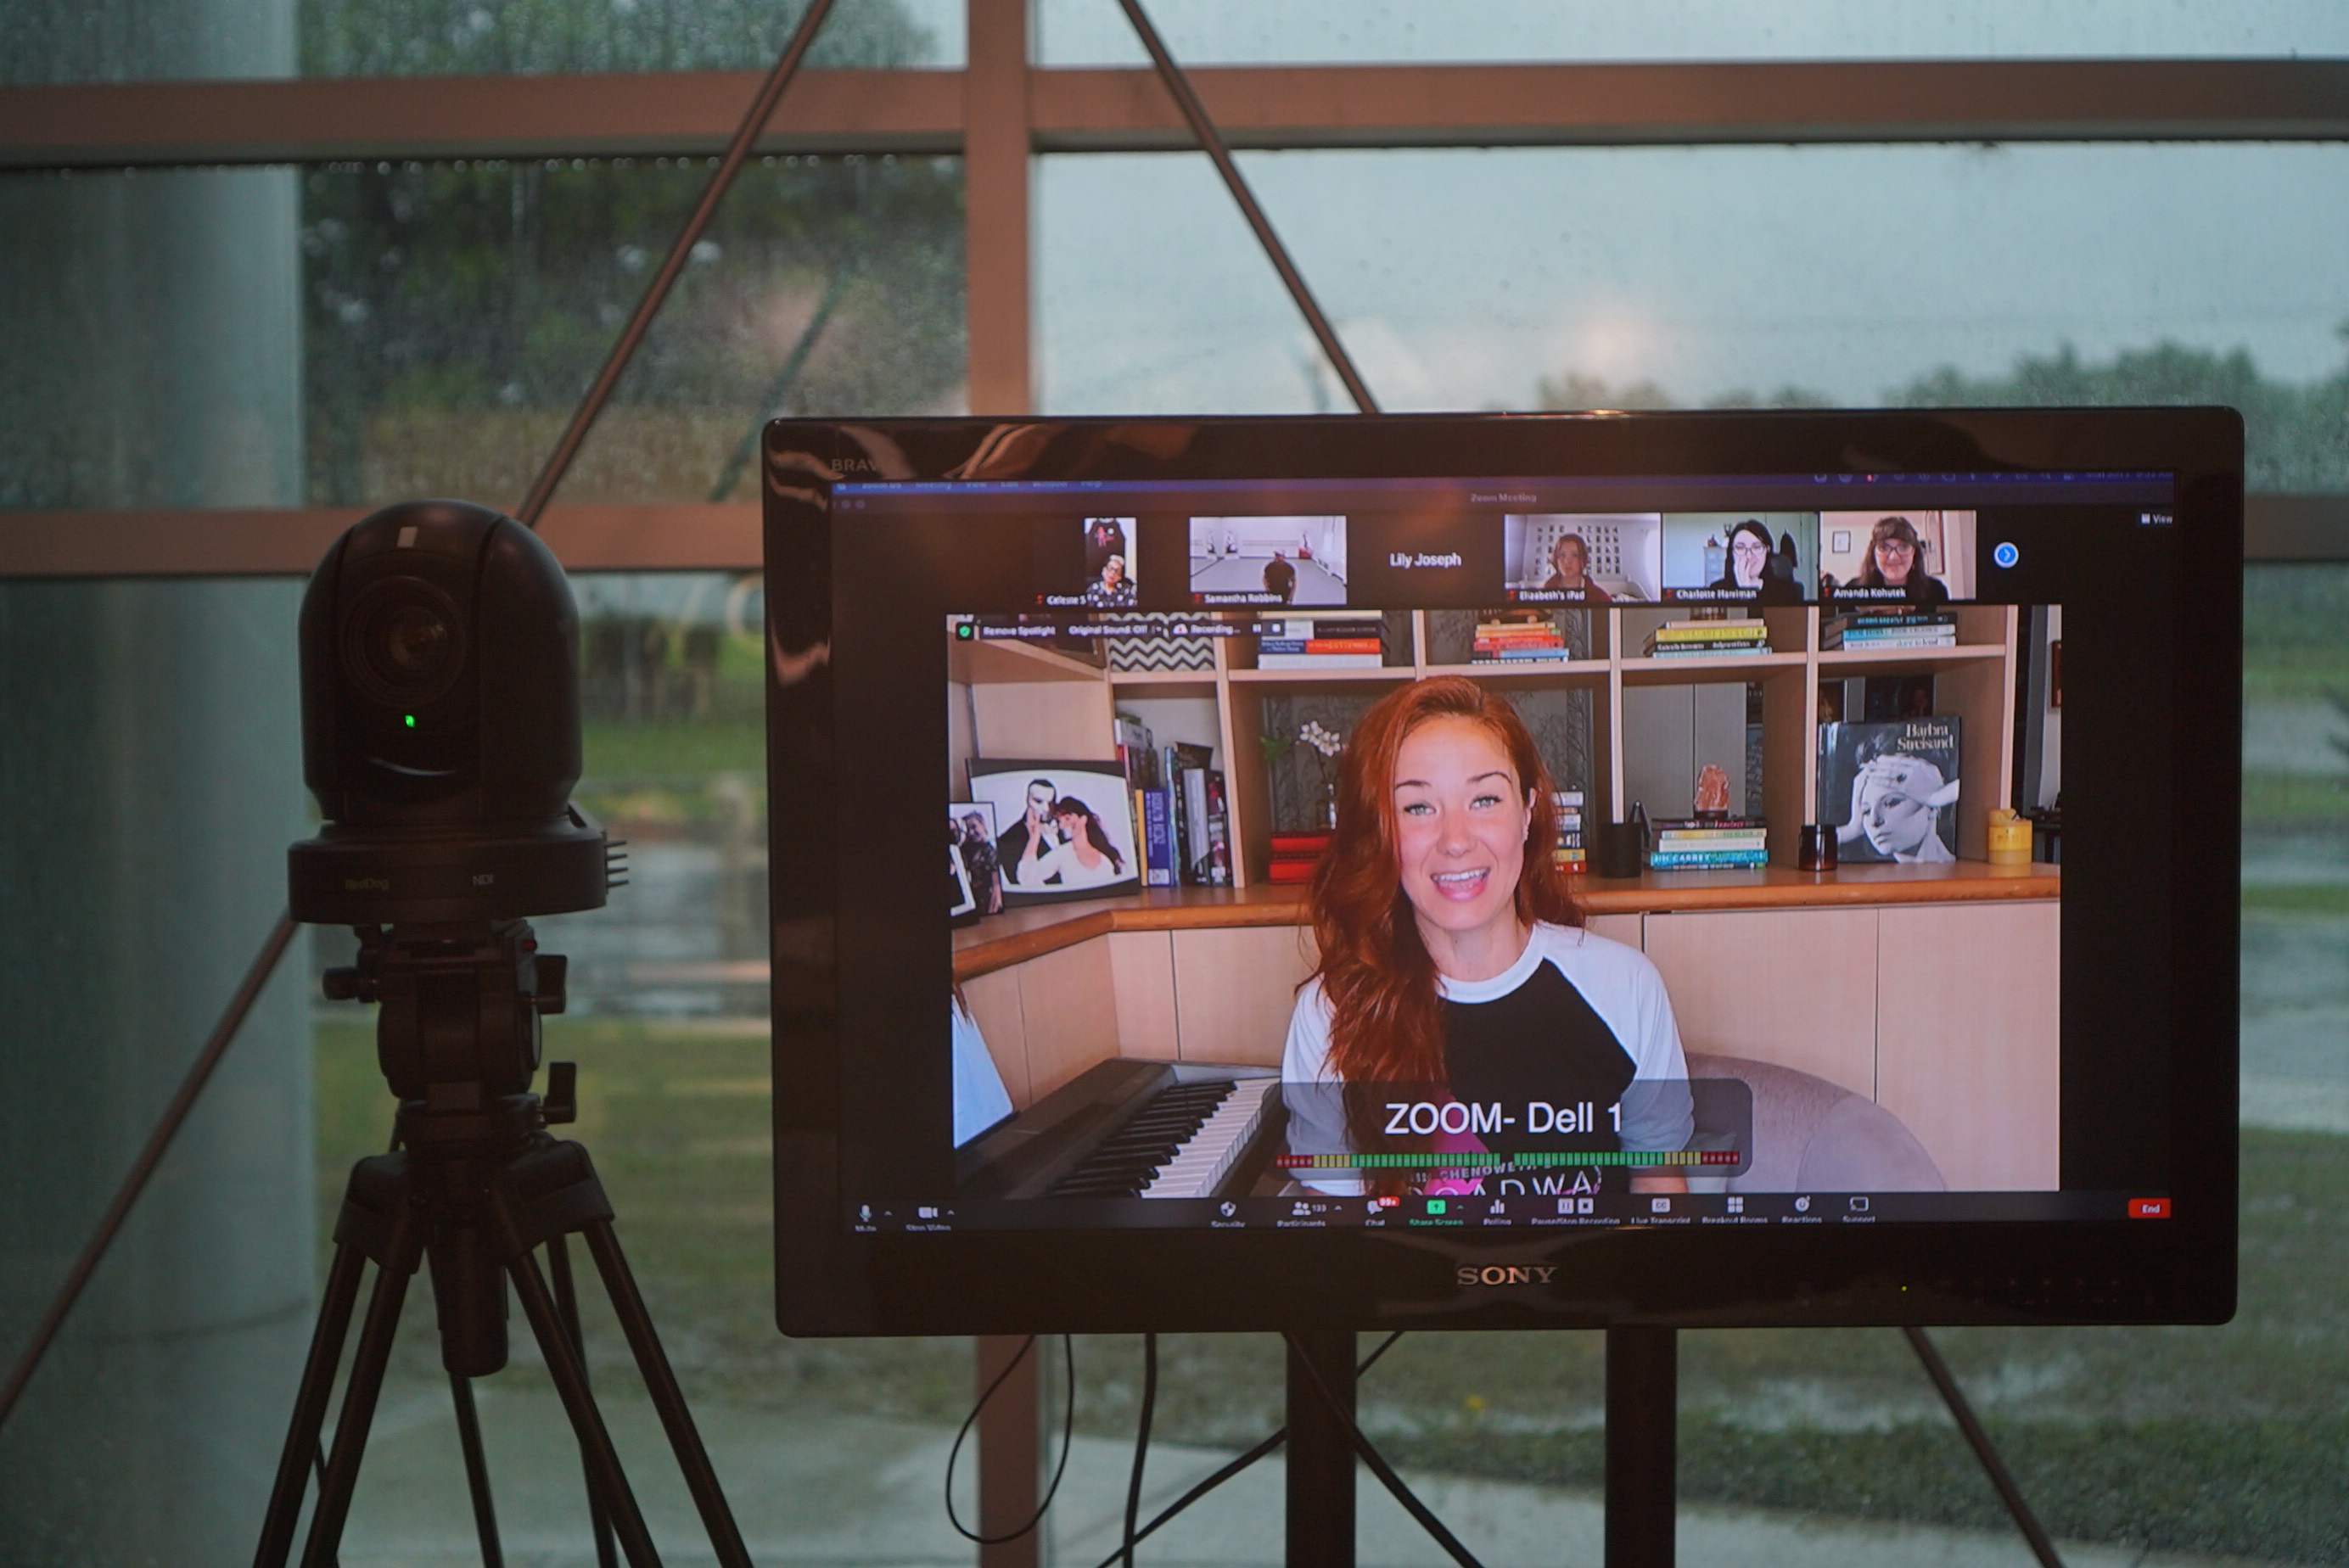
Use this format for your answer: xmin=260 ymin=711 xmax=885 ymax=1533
xmin=764 ymin=409 xmax=2240 ymax=1336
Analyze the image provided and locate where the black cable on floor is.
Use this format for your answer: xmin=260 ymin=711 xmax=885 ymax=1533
xmin=945 ymin=1334 xmax=1078 ymax=1546
xmin=1089 ymin=1330 xmax=1405 ymax=1568
xmin=1283 ymin=1330 xmax=1487 ymax=1568
xmin=1119 ymin=1333 xmax=1158 ymax=1567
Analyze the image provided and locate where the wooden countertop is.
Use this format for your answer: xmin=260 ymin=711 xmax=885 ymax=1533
xmin=955 ymin=861 xmax=2059 ymax=979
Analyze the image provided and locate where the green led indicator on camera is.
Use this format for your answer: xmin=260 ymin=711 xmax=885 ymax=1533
xmin=404 ymin=714 xmax=416 ymax=727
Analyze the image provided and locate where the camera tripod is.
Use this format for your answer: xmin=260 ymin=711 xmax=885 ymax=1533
xmin=253 ymin=919 xmax=751 ymax=1568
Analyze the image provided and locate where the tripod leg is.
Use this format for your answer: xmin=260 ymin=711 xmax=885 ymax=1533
xmin=508 ymin=1247 xmax=665 ymax=1568
xmin=582 ymin=1218 xmax=755 ymax=1568
xmin=254 ymin=1242 xmax=368 ymax=1568
xmin=1904 ymin=1327 xmax=2066 ymax=1568
xmin=448 ymin=1374 xmax=505 ymax=1568
xmin=299 ymin=1256 xmax=417 ymax=1568
xmin=551 ymin=1234 xmax=620 ymax=1568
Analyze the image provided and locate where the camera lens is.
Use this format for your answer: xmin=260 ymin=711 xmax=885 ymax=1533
xmin=344 ymin=576 xmax=468 ymax=708
xmin=381 ymin=602 xmax=451 ymax=675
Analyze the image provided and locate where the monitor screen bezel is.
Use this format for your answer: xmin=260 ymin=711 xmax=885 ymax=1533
xmin=765 ymin=408 xmax=2241 ymax=1337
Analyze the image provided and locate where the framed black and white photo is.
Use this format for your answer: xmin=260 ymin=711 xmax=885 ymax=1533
xmin=967 ymin=759 xmax=1142 ymax=906
xmin=950 ymin=799 xmax=1005 ymax=917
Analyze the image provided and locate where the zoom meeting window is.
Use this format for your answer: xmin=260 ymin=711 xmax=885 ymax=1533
xmin=829 ymin=472 xmax=2174 ymax=1236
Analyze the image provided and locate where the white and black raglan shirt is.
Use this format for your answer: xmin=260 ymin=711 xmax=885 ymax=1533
xmin=1281 ymin=921 xmax=1693 ymax=1195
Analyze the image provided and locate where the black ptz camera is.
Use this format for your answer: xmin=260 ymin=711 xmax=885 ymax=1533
xmin=288 ymin=499 xmax=615 ymax=926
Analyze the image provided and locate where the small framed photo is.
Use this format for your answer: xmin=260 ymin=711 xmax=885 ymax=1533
xmin=951 ymin=800 xmax=1005 ymax=917
xmin=948 ymin=835 xmax=979 ymax=926
xmin=967 ymin=759 xmax=1143 ymax=907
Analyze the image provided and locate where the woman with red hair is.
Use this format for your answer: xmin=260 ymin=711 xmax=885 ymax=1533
xmin=1282 ymin=677 xmax=1690 ymax=1198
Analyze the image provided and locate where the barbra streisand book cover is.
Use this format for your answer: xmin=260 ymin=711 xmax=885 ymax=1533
xmin=1819 ymin=715 xmax=1961 ymax=865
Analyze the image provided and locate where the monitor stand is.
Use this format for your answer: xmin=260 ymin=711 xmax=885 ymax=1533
xmin=1284 ymin=1327 xmax=1677 ymax=1568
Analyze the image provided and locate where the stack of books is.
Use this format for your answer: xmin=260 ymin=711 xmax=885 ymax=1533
xmin=1647 ymin=818 xmax=1769 ymax=871
xmin=1267 ymin=832 xmax=1332 ymax=885
xmin=1553 ymin=790 xmax=1586 ymax=872
xmin=1257 ymin=615 xmax=1386 ymax=669
xmin=1116 ymin=713 xmax=1173 ymax=888
xmin=1644 ymin=619 xmax=1771 ymax=658
xmin=1472 ymin=611 xmax=1569 ymax=664
xmin=1135 ymin=741 xmax=1234 ymax=888
xmin=1821 ymin=610 xmax=1957 ymax=650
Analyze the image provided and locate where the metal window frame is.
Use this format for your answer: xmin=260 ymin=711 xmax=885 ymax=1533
xmin=2 ymin=21 xmax=2342 ymax=571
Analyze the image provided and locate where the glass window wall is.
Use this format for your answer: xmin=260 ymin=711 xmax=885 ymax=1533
xmin=1039 ymin=144 xmax=2349 ymax=492
xmin=1040 ymin=0 xmax=2349 ymax=67
xmin=300 ymin=154 xmax=966 ymax=507
xmin=0 ymin=0 xmax=959 ymax=86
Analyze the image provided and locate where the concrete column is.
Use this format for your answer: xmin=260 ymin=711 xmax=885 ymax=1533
xmin=0 ymin=2 xmax=310 ymax=1560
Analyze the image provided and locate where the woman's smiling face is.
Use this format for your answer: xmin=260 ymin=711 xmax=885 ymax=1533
xmin=1392 ymin=715 xmax=1530 ymax=949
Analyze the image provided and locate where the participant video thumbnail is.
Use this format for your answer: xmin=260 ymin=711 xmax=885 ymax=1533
xmin=1505 ymin=513 xmax=1662 ymax=603
xmin=1819 ymin=511 xmax=1976 ymax=606
xmin=1190 ymin=517 xmax=1348 ymax=606
xmin=1659 ymin=512 xmax=1819 ymax=605
xmin=1040 ymin=517 xmax=1139 ymax=609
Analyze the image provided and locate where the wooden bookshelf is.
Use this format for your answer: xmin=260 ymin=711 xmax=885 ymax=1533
xmin=953 ymin=605 xmax=2019 ymax=888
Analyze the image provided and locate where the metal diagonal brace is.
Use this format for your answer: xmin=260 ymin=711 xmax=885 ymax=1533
xmin=0 ymin=910 xmax=300 ymax=1433
xmin=1905 ymin=1325 xmax=2067 ymax=1568
xmin=515 ymin=0 xmax=842 ymax=527
xmin=1113 ymin=0 xmax=1381 ymax=417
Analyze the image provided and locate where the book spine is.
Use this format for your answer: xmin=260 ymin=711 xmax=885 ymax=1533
xmin=1164 ymin=748 xmax=1191 ymax=882
xmin=1823 ymin=636 xmax=1957 ymax=650
xmin=1204 ymin=770 xmax=1233 ymax=888
xmin=1181 ymin=769 xmax=1211 ymax=884
xmin=1824 ymin=617 xmax=1952 ymax=633
xmin=1648 ymin=850 xmax=1770 ymax=867
xmin=1256 ymin=652 xmax=1387 ymax=669
xmin=1142 ymin=787 xmax=1176 ymax=887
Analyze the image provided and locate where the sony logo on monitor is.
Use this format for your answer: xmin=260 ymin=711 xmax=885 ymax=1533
xmin=1457 ymin=1265 xmax=1556 ymax=1287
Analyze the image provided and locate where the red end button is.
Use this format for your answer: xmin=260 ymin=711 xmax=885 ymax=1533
xmin=2128 ymin=1198 xmax=2171 ymax=1218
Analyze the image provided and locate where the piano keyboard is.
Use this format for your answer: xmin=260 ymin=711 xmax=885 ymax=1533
xmin=1046 ymin=1076 xmax=1280 ymax=1200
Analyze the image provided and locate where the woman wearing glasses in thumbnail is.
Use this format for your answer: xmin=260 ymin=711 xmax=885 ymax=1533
xmin=1847 ymin=515 xmax=1948 ymax=608
xmin=1281 ymin=678 xmax=1691 ymax=1197
xmin=1709 ymin=519 xmax=1802 ymax=606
